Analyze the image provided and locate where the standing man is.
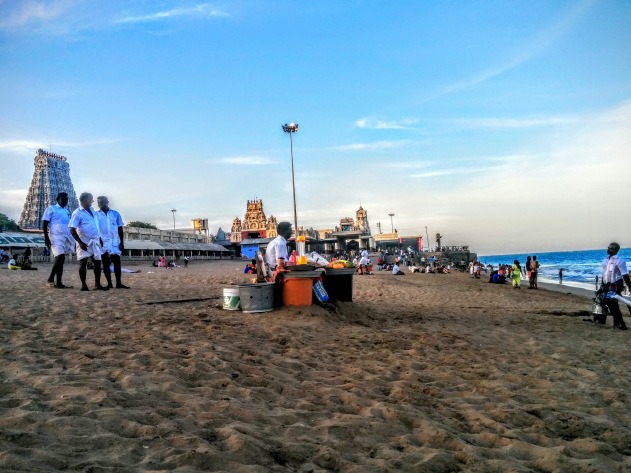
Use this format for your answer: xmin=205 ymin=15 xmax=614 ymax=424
xmin=529 ymin=255 xmax=540 ymax=289
xmin=265 ymin=221 xmax=292 ymax=279
xmin=42 ymin=192 xmax=75 ymax=288
xmin=597 ymin=242 xmax=631 ymax=330
xmin=69 ymin=192 xmax=107 ymax=291
xmin=96 ymin=196 xmax=129 ymax=289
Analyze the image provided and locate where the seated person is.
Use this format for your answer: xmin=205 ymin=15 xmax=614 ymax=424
xmin=7 ymin=257 xmax=20 ymax=270
xmin=408 ymin=264 xmax=421 ymax=273
xmin=243 ymin=260 xmax=257 ymax=274
xmin=392 ymin=262 xmax=405 ymax=275
xmin=20 ymin=259 xmax=37 ymax=270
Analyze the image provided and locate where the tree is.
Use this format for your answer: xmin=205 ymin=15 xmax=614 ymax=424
xmin=126 ymin=221 xmax=158 ymax=230
xmin=0 ymin=213 xmax=20 ymax=232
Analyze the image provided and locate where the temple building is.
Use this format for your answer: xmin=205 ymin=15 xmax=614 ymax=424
xmin=230 ymin=199 xmax=277 ymax=244
xmin=19 ymin=149 xmax=79 ymax=230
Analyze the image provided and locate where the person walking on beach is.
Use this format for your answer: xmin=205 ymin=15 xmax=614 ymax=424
xmin=596 ymin=242 xmax=631 ymax=330
xmin=96 ymin=196 xmax=129 ymax=289
xmin=559 ymin=268 xmax=564 ymax=284
xmin=42 ymin=192 xmax=75 ymax=289
xmin=529 ymin=255 xmax=540 ymax=289
xmin=69 ymin=192 xmax=107 ymax=291
xmin=511 ymin=260 xmax=522 ymax=289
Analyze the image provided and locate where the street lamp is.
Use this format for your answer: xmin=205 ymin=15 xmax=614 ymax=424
xmin=388 ymin=213 xmax=395 ymax=233
xmin=282 ymin=122 xmax=299 ymax=236
xmin=171 ymin=208 xmax=177 ymax=230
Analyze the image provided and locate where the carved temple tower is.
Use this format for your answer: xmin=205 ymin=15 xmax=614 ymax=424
xmin=230 ymin=199 xmax=278 ymax=242
xmin=19 ymin=149 xmax=79 ymax=230
xmin=355 ymin=206 xmax=370 ymax=234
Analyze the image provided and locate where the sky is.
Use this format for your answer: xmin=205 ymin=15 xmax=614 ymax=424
xmin=1 ymin=0 xmax=630 ymax=255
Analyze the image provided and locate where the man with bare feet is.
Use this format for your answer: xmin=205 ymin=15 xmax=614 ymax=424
xmin=96 ymin=196 xmax=129 ymax=289
xmin=42 ymin=192 xmax=75 ymax=289
xmin=69 ymin=192 xmax=107 ymax=291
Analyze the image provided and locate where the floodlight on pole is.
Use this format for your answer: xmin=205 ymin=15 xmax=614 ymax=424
xmin=282 ymin=122 xmax=299 ymax=235
xmin=388 ymin=213 xmax=395 ymax=233
xmin=171 ymin=208 xmax=177 ymax=230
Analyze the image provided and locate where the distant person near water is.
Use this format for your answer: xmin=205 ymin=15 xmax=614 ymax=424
xmin=559 ymin=268 xmax=564 ymax=284
xmin=529 ymin=255 xmax=540 ymax=289
xmin=511 ymin=260 xmax=522 ymax=289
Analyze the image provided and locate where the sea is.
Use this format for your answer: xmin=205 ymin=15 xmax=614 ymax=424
xmin=478 ymin=248 xmax=631 ymax=292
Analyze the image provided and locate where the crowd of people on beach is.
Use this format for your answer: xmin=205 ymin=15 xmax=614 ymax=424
xmin=483 ymin=255 xmax=541 ymax=289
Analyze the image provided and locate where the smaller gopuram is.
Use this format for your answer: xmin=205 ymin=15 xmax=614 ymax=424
xmin=230 ymin=199 xmax=277 ymax=244
xmin=19 ymin=149 xmax=79 ymax=230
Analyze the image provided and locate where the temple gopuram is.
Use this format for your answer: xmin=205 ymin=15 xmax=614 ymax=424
xmin=19 ymin=149 xmax=79 ymax=230
xmin=230 ymin=199 xmax=278 ymax=244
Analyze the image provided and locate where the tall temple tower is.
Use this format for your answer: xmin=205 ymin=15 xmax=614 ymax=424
xmin=19 ymin=149 xmax=79 ymax=230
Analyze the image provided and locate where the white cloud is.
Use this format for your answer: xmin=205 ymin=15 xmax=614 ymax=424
xmin=408 ymin=165 xmax=503 ymax=179
xmin=218 ymin=156 xmax=276 ymax=165
xmin=0 ymin=0 xmax=77 ymax=31
xmin=355 ymin=117 xmax=418 ymax=130
xmin=431 ymin=0 xmax=597 ymax=99
xmin=452 ymin=116 xmax=579 ymax=129
xmin=115 ymin=3 xmax=229 ymax=24
xmin=336 ymin=140 xmax=410 ymax=151
xmin=0 ymin=138 xmax=120 ymax=154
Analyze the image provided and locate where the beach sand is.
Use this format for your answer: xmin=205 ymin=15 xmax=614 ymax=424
xmin=1 ymin=260 xmax=630 ymax=472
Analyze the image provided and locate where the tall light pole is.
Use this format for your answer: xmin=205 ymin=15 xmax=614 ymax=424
xmin=388 ymin=213 xmax=395 ymax=233
xmin=282 ymin=122 xmax=299 ymax=235
xmin=425 ymin=225 xmax=429 ymax=250
xmin=171 ymin=209 xmax=177 ymax=230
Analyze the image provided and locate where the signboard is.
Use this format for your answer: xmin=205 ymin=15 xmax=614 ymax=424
xmin=0 ymin=232 xmax=46 ymax=248
xmin=373 ymin=232 xmax=398 ymax=241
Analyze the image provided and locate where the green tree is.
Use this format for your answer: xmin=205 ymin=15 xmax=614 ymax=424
xmin=0 ymin=213 xmax=20 ymax=232
xmin=127 ymin=221 xmax=158 ymax=230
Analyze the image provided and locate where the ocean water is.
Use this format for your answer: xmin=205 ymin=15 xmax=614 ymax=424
xmin=478 ymin=248 xmax=631 ymax=291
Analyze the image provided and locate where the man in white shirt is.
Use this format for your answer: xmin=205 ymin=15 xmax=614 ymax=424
xmin=264 ymin=221 xmax=292 ymax=279
xmin=42 ymin=192 xmax=75 ymax=288
xmin=96 ymin=196 xmax=129 ymax=289
xmin=69 ymin=192 xmax=107 ymax=291
xmin=597 ymin=242 xmax=631 ymax=329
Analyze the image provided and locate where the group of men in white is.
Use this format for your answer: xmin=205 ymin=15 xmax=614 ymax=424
xmin=42 ymin=191 xmax=129 ymax=291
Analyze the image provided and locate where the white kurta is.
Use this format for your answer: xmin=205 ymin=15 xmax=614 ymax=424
xmin=42 ymin=204 xmax=75 ymax=257
xmin=96 ymin=208 xmax=124 ymax=256
xmin=69 ymin=207 xmax=102 ymax=260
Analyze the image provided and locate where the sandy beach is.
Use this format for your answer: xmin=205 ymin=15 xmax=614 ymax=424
xmin=1 ymin=260 xmax=630 ymax=472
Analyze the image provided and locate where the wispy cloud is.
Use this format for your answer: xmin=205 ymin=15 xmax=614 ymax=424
xmin=335 ymin=140 xmax=410 ymax=151
xmin=432 ymin=0 xmax=597 ymax=98
xmin=0 ymin=0 xmax=77 ymax=31
xmin=408 ymin=165 xmax=505 ymax=179
xmin=355 ymin=117 xmax=418 ymax=130
xmin=451 ymin=116 xmax=579 ymax=129
xmin=0 ymin=138 xmax=121 ymax=153
xmin=217 ymin=156 xmax=275 ymax=165
xmin=115 ymin=3 xmax=229 ymax=24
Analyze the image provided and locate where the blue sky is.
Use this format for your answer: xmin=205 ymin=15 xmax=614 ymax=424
xmin=1 ymin=0 xmax=630 ymax=254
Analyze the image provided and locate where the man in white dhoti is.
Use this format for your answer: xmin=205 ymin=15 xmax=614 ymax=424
xmin=42 ymin=192 xmax=75 ymax=288
xmin=69 ymin=192 xmax=107 ymax=291
xmin=96 ymin=196 xmax=129 ymax=289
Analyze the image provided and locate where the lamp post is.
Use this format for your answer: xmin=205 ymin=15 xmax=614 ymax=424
xmin=388 ymin=213 xmax=395 ymax=233
xmin=282 ymin=122 xmax=299 ymax=236
xmin=171 ymin=209 xmax=176 ymax=230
